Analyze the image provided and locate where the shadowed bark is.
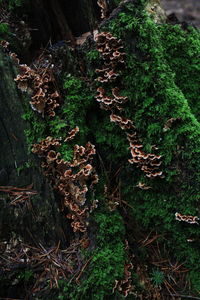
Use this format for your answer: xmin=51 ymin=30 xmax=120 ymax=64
xmin=0 ymin=49 xmax=68 ymax=258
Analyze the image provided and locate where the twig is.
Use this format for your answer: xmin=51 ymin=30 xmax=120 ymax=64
xmin=164 ymin=279 xmax=176 ymax=294
xmin=0 ymin=298 xmax=23 ymax=300
xmin=139 ymin=230 xmax=153 ymax=245
xmin=121 ymin=199 xmax=134 ymax=209
xmin=142 ymin=234 xmax=162 ymax=247
xmin=75 ymin=256 xmax=93 ymax=284
xmin=0 ymin=184 xmax=33 ymax=192
xmin=97 ymin=152 xmax=109 ymax=183
xmin=167 ymin=294 xmax=200 ymax=300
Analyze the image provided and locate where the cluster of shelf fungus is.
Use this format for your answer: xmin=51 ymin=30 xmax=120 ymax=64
xmin=0 ymin=1 xmax=199 ymax=297
xmin=94 ymin=31 xmax=163 ymax=179
xmin=0 ymin=40 xmax=60 ymax=117
xmin=3 ymin=27 xmax=198 ymax=298
xmin=32 ymin=131 xmax=99 ymax=234
xmin=1 ymin=40 xmax=99 ymax=235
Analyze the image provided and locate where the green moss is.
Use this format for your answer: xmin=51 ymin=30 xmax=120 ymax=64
xmin=48 ymin=116 xmax=68 ymax=137
xmin=0 ymin=23 xmax=9 ymax=34
xmin=18 ymin=0 xmax=200 ymax=297
xmin=62 ymin=74 xmax=92 ymax=143
xmin=18 ymin=269 xmax=34 ymax=281
xmin=62 ymin=74 xmax=129 ymax=163
xmin=105 ymin=2 xmax=200 ymax=294
xmin=86 ymin=49 xmax=100 ymax=63
xmin=0 ymin=23 xmax=10 ymax=40
xmin=22 ymin=108 xmax=46 ymax=151
xmin=159 ymin=24 xmax=200 ymax=121
xmin=0 ymin=0 xmax=25 ymax=10
xmin=16 ymin=159 xmax=34 ymax=176
xmin=58 ymin=210 xmax=126 ymax=300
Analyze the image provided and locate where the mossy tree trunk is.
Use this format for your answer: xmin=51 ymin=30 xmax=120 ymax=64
xmin=0 ymin=0 xmax=200 ymax=299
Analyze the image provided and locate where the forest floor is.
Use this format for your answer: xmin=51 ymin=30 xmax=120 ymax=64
xmin=161 ymin=0 xmax=200 ymax=27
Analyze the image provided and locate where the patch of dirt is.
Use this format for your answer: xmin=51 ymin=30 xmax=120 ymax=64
xmin=161 ymin=0 xmax=200 ymax=27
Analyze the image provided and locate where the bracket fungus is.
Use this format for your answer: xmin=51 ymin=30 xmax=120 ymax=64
xmin=0 ymin=40 xmax=20 ymax=64
xmin=163 ymin=117 xmax=182 ymax=132
xmin=95 ymin=32 xmax=125 ymax=83
xmin=128 ymin=141 xmax=162 ymax=178
xmin=104 ymin=185 xmax=120 ymax=211
xmin=110 ymin=114 xmax=134 ymax=130
xmin=112 ymin=263 xmax=133 ymax=297
xmin=175 ymin=212 xmax=199 ymax=225
xmin=96 ymin=87 xmax=128 ymax=111
xmin=14 ymin=58 xmax=60 ymax=117
xmin=64 ymin=126 xmax=80 ymax=142
xmin=32 ymin=130 xmax=98 ymax=234
xmin=95 ymin=31 xmax=162 ymax=179
xmin=136 ymin=182 xmax=152 ymax=190
xmin=97 ymin=0 xmax=108 ymax=19
xmin=1 ymin=41 xmax=60 ymax=117
xmin=0 ymin=40 xmax=9 ymax=49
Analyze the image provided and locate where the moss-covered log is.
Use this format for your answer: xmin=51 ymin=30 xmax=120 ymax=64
xmin=0 ymin=0 xmax=200 ymax=299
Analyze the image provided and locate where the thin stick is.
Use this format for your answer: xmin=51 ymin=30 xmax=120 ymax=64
xmin=75 ymin=256 xmax=93 ymax=284
xmin=0 ymin=298 xmax=23 ymax=300
xmin=166 ymin=294 xmax=200 ymax=300
xmin=121 ymin=199 xmax=134 ymax=209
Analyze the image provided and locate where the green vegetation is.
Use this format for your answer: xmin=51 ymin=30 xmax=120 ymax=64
xmin=62 ymin=74 xmax=92 ymax=141
xmin=0 ymin=0 xmax=25 ymax=10
xmin=86 ymin=49 xmax=100 ymax=63
xmin=55 ymin=2 xmax=200 ymax=296
xmin=62 ymin=74 xmax=129 ymax=161
xmin=18 ymin=269 xmax=34 ymax=281
xmin=0 ymin=23 xmax=9 ymax=34
xmin=160 ymin=24 xmax=200 ymax=121
xmin=150 ymin=269 xmax=165 ymax=287
xmin=0 ymin=23 xmax=10 ymax=40
xmin=14 ymin=0 xmax=200 ymax=298
xmin=105 ymin=0 xmax=200 ymax=294
xmin=58 ymin=210 xmax=126 ymax=300
xmin=8 ymin=0 xmax=23 ymax=9
xmin=22 ymin=108 xmax=46 ymax=151
xmin=16 ymin=159 xmax=34 ymax=176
